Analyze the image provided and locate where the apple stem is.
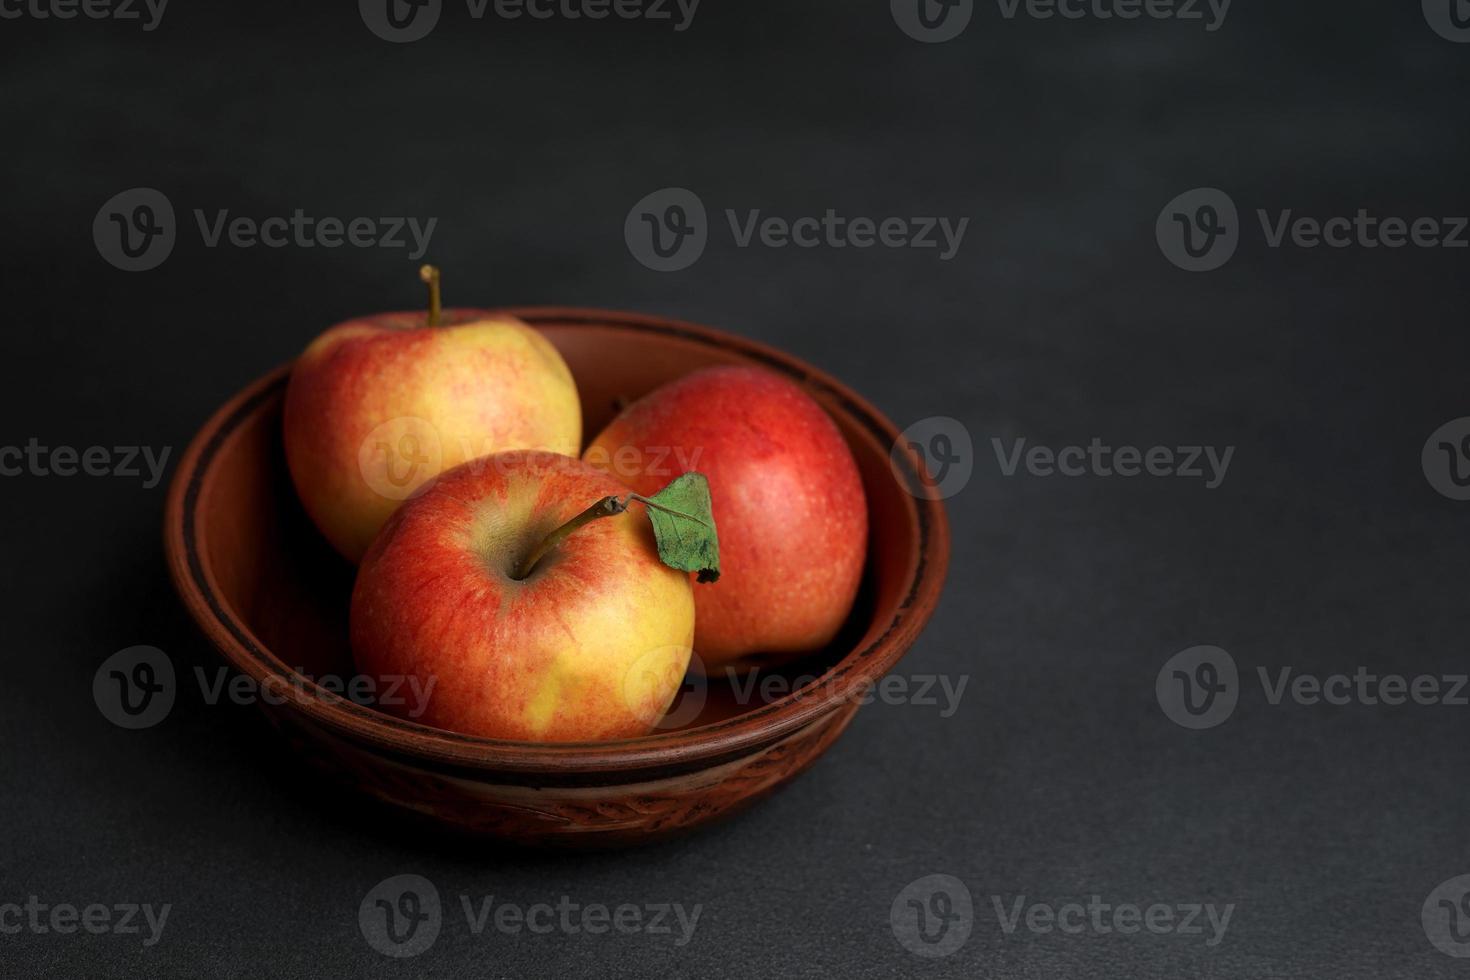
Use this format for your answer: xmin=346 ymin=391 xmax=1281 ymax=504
xmin=511 ymin=492 xmax=710 ymax=581
xmin=419 ymin=264 xmax=442 ymax=327
xmin=513 ymin=495 xmax=629 ymax=581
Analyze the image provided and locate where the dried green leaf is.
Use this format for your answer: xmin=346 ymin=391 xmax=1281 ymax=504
xmin=638 ymin=473 xmax=720 ymax=583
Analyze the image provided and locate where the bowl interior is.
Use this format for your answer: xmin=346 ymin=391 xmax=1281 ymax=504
xmin=193 ymin=312 xmax=926 ymax=738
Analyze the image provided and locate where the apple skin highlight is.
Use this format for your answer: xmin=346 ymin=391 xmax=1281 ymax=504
xmin=585 ymin=365 xmax=868 ymax=671
xmin=349 ymin=451 xmax=695 ymax=742
xmin=283 ymin=311 xmax=582 ymax=562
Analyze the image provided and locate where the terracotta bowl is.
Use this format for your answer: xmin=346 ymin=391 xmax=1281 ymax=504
xmin=164 ymin=308 xmax=949 ymax=846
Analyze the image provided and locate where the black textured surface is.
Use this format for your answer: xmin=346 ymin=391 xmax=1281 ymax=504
xmin=3 ymin=1 xmax=1470 ymax=977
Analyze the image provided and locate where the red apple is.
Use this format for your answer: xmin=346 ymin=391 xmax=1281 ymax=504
xmin=584 ymin=365 xmax=867 ymax=670
xmin=283 ymin=285 xmax=581 ymax=561
xmin=350 ymin=451 xmax=696 ymax=742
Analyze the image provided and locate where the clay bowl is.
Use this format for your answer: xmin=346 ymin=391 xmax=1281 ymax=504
xmin=164 ymin=307 xmax=950 ymax=846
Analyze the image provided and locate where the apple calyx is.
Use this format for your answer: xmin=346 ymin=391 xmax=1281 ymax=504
xmin=419 ymin=264 xmax=442 ymax=327
xmin=513 ymin=473 xmax=721 ymax=583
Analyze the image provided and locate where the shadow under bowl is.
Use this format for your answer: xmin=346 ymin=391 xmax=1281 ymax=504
xmin=164 ymin=307 xmax=950 ymax=846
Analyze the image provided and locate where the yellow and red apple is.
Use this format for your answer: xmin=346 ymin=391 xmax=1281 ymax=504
xmin=349 ymin=451 xmax=696 ymax=742
xmin=283 ymin=295 xmax=580 ymax=562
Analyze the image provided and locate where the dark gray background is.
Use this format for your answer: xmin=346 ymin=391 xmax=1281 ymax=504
xmin=3 ymin=0 xmax=1470 ymax=976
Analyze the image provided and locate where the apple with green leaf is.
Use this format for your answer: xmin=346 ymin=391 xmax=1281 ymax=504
xmin=350 ymin=450 xmax=720 ymax=742
xmin=585 ymin=365 xmax=868 ymax=671
xmin=283 ymin=267 xmax=581 ymax=561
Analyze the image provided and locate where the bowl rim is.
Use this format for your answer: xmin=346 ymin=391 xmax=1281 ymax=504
xmin=164 ymin=307 xmax=950 ymax=778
